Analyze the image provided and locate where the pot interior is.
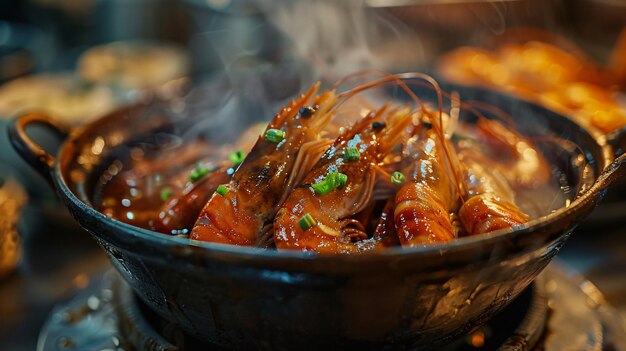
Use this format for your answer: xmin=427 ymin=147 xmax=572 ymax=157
xmin=57 ymin=78 xmax=610 ymax=252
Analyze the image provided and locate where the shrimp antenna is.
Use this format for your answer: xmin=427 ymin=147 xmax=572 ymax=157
xmin=332 ymin=71 xmax=467 ymax=200
xmin=463 ymin=99 xmax=517 ymax=129
xmin=384 ymin=78 xmax=517 ymax=129
xmin=331 ymin=69 xmax=382 ymax=90
xmin=331 ymin=69 xmax=419 ymax=92
xmin=392 ymin=72 xmax=467 ymax=200
xmin=332 ymin=72 xmax=428 ymax=115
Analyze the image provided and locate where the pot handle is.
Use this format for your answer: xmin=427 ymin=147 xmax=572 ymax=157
xmin=607 ymin=125 xmax=626 ymax=158
xmin=595 ymin=153 xmax=626 ymax=192
xmin=594 ymin=127 xmax=626 ymax=192
xmin=8 ymin=112 xmax=72 ymax=184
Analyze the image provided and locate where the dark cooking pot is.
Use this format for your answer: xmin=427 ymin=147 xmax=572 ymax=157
xmin=9 ymin=81 xmax=626 ymax=350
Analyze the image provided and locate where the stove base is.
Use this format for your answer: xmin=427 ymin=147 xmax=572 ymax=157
xmin=37 ymin=261 xmax=626 ymax=350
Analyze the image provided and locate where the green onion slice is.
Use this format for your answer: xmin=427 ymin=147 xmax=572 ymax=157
xmin=344 ymin=147 xmax=360 ymax=161
xmin=216 ymin=184 xmax=229 ymax=196
xmin=189 ymin=163 xmax=211 ymax=182
xmin=265 ymin=129 xmax=286 ymax=143
xmin=311 ymin=171 xmax=348 ymax=195
xmin=298 ymin=213 xmax=317 ymax=231
xmin=228 ymin=150 xmax=246 ymax=166
xmin=160 ymin=187 xmax=172 ymax=201
xmin=391 ymin=171 xmax=405 ymax=185
xmin=336 ymin=173 xmax=348 ymax=188
xmin=311 ymin=180 xmax=333 ymax=195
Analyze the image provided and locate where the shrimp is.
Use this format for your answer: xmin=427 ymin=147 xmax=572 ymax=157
xmin=274 ymin=105 xmax=413 ymax=253
xmin=457 ymin=156 xmax=529 ymax=235
xmin=392 ymin=115 xmax=537 ymax=243
xmin=151 ymin=122 xmax=266 ymax=235
xmin=190 ymin=83 xmax=336 ymax=246
xmin=452 ymin=118 xmax=544 ymax=235
xmin=393 ymin=120 xmax=459 ymax=246
xmin=98 ymin=141 xmax=219 ymax=229
xmin=152 ymin=166 xmax=230 ymax=235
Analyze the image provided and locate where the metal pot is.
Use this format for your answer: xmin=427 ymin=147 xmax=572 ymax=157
xmin=8 ymin=81 xmax=626 ymax=349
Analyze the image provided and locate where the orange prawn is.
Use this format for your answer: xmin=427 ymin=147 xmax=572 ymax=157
xmin=454 ymin=117 xmax=546 ymax=235
xmin=152 ymin=122 xmax=267 ymax=235
xmin=190 ymin=83 xmax=336 ymax=247
xmin=393 ymin=119 xmax=460 ymax=246
xmin=152 ymin=165 xmax=230 ymax=235
xmin=323 ymin=71 xmax=464 ymax=247
xmin=274 ymin=105 xmax=413 ymax=253
xmin=457 ymin=156 xmax=529 ymax=235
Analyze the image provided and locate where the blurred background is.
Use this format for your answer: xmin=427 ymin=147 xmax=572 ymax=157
xmin=1 ymin=0 xmax=626 ymax=350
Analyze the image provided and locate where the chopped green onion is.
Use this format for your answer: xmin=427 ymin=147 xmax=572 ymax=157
xmin=312 ymin=180 xmax=334 ymax=195
xmin=229 ymin=150 xmax=246 ymax=166
xmin=391 ymin=171 xmax=405 ymax=185
xmin=265 ymin=129 xmax=286 ymax=143
xmin=311 ymin=171 xmax=348 ymax=195
xmin=160 ymin=187 xmax=172 ymax=201
xmin=298 ymin=213 xmax=317 ymax=231
xmin=216 ymin=184 xmax=229 ymax=196
xmin=189 ymin=163 xmax=211 ymax=182
xmin=344 ymin=147 xmax=360 ymax=161
xmin=336 ymin=173 xmax=348 ymax=188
